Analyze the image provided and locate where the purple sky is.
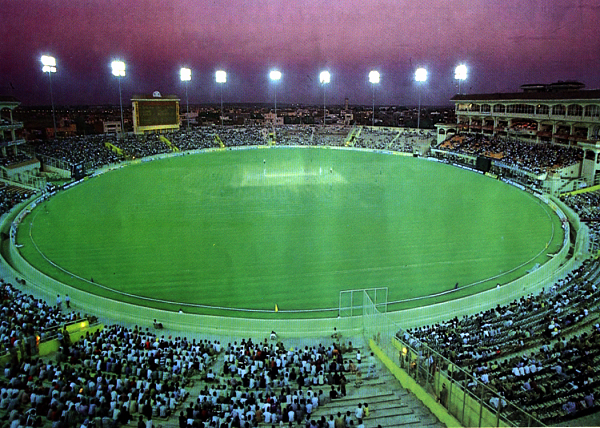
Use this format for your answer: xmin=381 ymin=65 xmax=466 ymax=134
xmin=2 ymin=0 xmax=600 ymax=106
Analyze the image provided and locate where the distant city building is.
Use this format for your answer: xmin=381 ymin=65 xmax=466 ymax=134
xmin=264 ymin=112 xmax=284 ymax=127
xmin=46 ymin=121 xmax=77 ymax=139
xmin=103 ymin=120 xmax=122 ymax=134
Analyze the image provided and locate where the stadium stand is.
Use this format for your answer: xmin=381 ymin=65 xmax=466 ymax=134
xmin=4 ymin=125 xmax=600 ymax=426
xmin=435 ymin=134 xmax=583 ymax=175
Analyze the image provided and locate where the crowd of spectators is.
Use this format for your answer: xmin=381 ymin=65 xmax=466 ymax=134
xmin=26 ymin=125 xmax=437 ymax=174
xmin=30 ymin=136 xmax=121 ymax=171
xmin=437 ymin=134 xmax=583 ymax=175
xmin=0 ymin=277 xmax=222 ymax=428
xmin=0 ymin=154 xmax=34 ymax=168
xmin=561 ymin=189 xmax=600 ymax=256
xmin=0 ymin=280 xmax=90 ymax=356
xmin=0 ymin=187 xmax=31 ymax=217
xmin=0 ymin=274 xmax=376 ymax=428
xmin=189 ymin=338 xmax=359 ymax=427
xmin=400 ymin=253 xmax=600 ymax=423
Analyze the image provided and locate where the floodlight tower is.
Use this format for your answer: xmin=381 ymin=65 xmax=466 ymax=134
xmin=111 ymin=60 xmax=126 ymax=139
xmin=40 ymin=55 xmax=57 ymax=138
xmin=215 ymin=70 xmax=227 ymax=127
xmin=180 ymin=67 xmax=191 ymax=131
xmin=269 ymin=69 xmax=282 ymax=117
xmin=368 ymin=70 xmax=380 ymax=127
xmin=415 ymin=67 xmax=428 ymax=129
xmin=319 ymin=71 xmax=330 ymax=126
xmin=454 ymin=64 xmax=468 ymax=95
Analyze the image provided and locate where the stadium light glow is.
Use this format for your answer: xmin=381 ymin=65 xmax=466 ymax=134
xmin=269 ymin=69 xmax=282 ymax=82
xmin=455 ymin=64 xmax=468 ymax=94
xmin=111 ymin=60 xmax=126 ymax=138
xmin=369 ymin=70 xmax=380 ymax=127
xmin=111 ymin=60 xmax=126 ymax=77
xmin=368 ymin=70 xmax=380 ymax=84
xmin=41 ymin=55 xmax=56 ymax=73
xmin=180 ymin=67 xmax=191 ymax=82
xmin=454 ymin=64 xmax=467 ymax=81
xmin=216 ymin=70 xmax=227 ymax=127
xmin=269 ymin=69 xmax=282 ymax=118
xmin=320 ymin=71 xmax=330 ymax=126
xmin=40 ymin=55 xmax=57 ymax=137
xmin=215 ymin=70 xmax=227 ymax=83
xmin=415 ymin=68 xmax=428 ymax=129
xmin=180 ymin=67 xmax=191 ymax=130
xmin=415 ymin=67 xmax=428 ymax=82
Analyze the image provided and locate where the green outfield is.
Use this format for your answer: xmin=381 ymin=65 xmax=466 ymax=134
xmin=16 ymin=147 xmax=564 ymax=318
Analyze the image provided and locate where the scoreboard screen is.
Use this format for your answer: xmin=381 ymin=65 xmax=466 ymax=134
xmin=137 ymin=101 xmax=178 ymax=127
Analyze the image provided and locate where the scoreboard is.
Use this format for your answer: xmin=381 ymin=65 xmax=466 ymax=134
xmin=132 ymin=92 xmax=180 ymax=134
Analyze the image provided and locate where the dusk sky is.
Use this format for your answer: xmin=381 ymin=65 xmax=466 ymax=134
xmin=2 ymin=0 xmax=600 ymax=107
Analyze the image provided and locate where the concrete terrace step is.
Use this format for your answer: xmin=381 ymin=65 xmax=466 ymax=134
xmin=309 ymin=390 xmax=423 ymax=428
xmin=365 ymin=412 xmax=422 ymax=427
xmin=319 ymin=402 xmax=414 ymax=420
xmin=317 ymin=392 xmax=401 ymax=411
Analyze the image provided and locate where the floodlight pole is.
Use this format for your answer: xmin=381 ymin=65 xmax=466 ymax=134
xmin=323 ymin=83 xmax=326 ymax=126
xmin=185 ymin=83 xmax=190 ymax=131
xmin=274 ymin=85 xmax=277 ymax=117
xmin=417 ymin=86 xmax=421 ymax=129
xmin=117 ymin=76 xmax=124 ymax=140
xmin=220 ymin=85 xmax=224 ymax=128
xmin=47 ymin=71 xmax=57 ymax=138
xmin=372 ymin=83 xmax=375 ymax=127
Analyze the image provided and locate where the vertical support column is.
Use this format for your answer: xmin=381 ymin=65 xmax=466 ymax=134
xmin=9 ymin=109 xmax=16 ymax=142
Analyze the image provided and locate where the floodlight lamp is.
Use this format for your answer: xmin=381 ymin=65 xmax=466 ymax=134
xmin=368 ymin=70 xmax=380 ymax=84
xmin=111 ymin=60 xmax=126 ymax=77
xmin=455 ymin=64 xmax=467 ymax=81
xmin=180 ymin=67 xmax=191 ymax=82
xmin=41 ymin=55 xmax=56 ymax=67
xmin=269 ymin=70 xmax=282 ymax=82
xmin=415 ymin=68 xmax=428 ymax=82
xmin=41 ymin=55 xmax=56 ymax=73
xmin=215 ymin=70 xmax=227 ymax=83
xmin=319 ymin=71 xmax=330 ymax=84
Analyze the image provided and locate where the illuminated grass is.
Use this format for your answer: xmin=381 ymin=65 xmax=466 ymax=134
xmin=17 ymin=148 xmax=563 ymax=318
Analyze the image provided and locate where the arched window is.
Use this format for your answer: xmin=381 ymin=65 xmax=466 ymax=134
xmin=567 ymin=104 xmax=583 ymax=116
xmin=552 ymin=104 xmax=566 ymax=116
xmin=584 ymin=105 xmax=600 ymax=118
xmin=493 ymin=104 xmax=506 ymax=113
xmin=536 ymin=105 xmax=549 ymax=115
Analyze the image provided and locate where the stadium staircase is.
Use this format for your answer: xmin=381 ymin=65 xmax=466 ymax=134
xmin=386 ymin=130 xmax=403 ymax=149
xmin=308 ymin=369 xmax=443 ymax=428
xmin=5 ymin=185 xmax=32 ymax=197
xmin=165 ymin=342 xmax=444 ymax=428
xmin=159 ymin=135 xmax=180 ymax=152
xmin=344 ymin=126 xmax=361 ymax=147
xmin=214 ymin=134 xmax=225 ymax=148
